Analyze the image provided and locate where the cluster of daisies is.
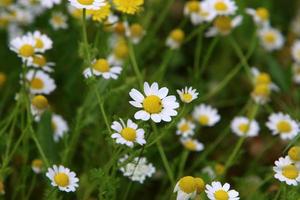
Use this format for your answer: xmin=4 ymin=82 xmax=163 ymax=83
xmin=174 ymin=176 xmax=239 ymax=200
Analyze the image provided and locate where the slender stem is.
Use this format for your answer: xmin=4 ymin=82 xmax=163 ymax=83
xmin=194 ymin=29 xmax=203 ymax=82
xmin=128 ymin=42 xmax=143 ymax=88
xmin=200 ymin=37 xmax=219 ymax=74
xmin=177 ymin=150 xmax=189 ymax=178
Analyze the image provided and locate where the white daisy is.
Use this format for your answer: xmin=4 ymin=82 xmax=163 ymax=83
xmin=258 ymin=26 xmax=284 ymax=51
xmin=209 ymin=0 xmax=237 ymax=16
xmin=266 ymin=112 xmax=299 ymax=140
xmin=83 ymin=58 xmax=122 ymax=79
xmin=32 ymin=159 xmax=43 ymax=174
xmin=10 ymin=35 xmax=36 ymax=62
xmin=230 ymin=116 xmax=260 ymax=137
xmin=27 ymin=31 xmax=53 ymax=53
xmin=27 ymin=54 xmax=55 ymax=72
xmin=166 ymin=29 xmax=185 ymax=49
xmin=190 ymin=1 xmax=216 ymax=25
xmin=205 ymin=15 xmax=242 ymax=37
xmin=24 ymin=70 xmax=56 ymax=95
xmin=30 ymin=95 xmax=49 ymax=119
xmin=192 ymin=104 xmax=221 ymax=126
xmin=292 ymin=63 xmax=300 ymax=84
xmin=246 ymin=7 xmax=270 ymax=26
xmin=176 ymin=118 xmax=196 ymax=138
xmin=40 ymin=0 xmax=61 ymax=8
xmin=177 ymin=87 xmax=198 ymax=103
xmin=129 ymin=82 xmax=179 ymax=123
xmin=52 ymin=114 xmax=69 ymax=142
xmin=69 ymin=0 xmax=106 ymax=10
xmin=205 ymin=181 xmax=239 ymax=200
xmin=251 ymin=67 xmax=278 ymax=91
xmin=125 ymin=23 xmax=146 ymax=44
xmin=181 ymin=138 xmax=204 ymax=152
xmin=111 ymin=119 xmax=146 ymax=148
xmin=46 ymin=165 xmax=79 ymax=192
xmin=50 ymin=12 xmax=68 ymax=30
xmin=273 ymin=156 xmax=300 ymax=186
xmin=292 ymin=40 xmax=300 ymax=63
xmin=119 ymin=155 xmax=156 ymax=184
xmin=174 ymin=176 xmax=205 ymax=200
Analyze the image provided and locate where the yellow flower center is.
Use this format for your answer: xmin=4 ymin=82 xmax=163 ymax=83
xmin=282 ymin=165 xmax=299 ymax=179
xmin=143 ymin=95 xmax=162 ymax=114
xmin=198 ymin=115 xmax=209 ymax=126
xmin=78 ymin=0 xmax=94 ymax=5
xmin=256 ymin=73 xmax=271 ymax=85
xmin=238 ymin=123 xmax=249 ymax=133
xmin=214 ymin=190 xmax=229 ymax=200
xmin=35 ymin=38 xmax=44 ymax=49
xmin=120 ymin=127 xmax=137 ymax=141
xmin=114 ymin=22 xmax=126 ymax=34
xmin=93 ymin=59 xmax=110 ymax=72
xmin=264 ymin=32 xmax=276 ymax=43
xmin=214 ymin=1 xmax=228 ymax=11
xmin=54 ymin=173 xmax=69 ymax=187
xmin=52 ymin=15 xmax=64 ymax=24
xmin=19 ymin=44 xmax=34 ymax=57
xmin=214 ymin=16 xmax=232 ymax=33
xmin=184 ymin=140 xmax=197 ymax=151
xmin=277 ymin=120 xmax=292 ymax=133
xmin=33 ymin=55 xmax=47 ymax=67
xmin=130 ymin=24 xmax=143 ymax=37
xmin=0 ymin=72 xmax=6 ymax=87
xmin=288 ymin=146 xmax=300 ymax=161
xmin=253 ymin=84 xmax=270 ymax=97
xmin=179 ymin=123 xmax=190 ymax=133
xmin=30 ymin=78 xmax=44 ymax=90
xmin=182 ymin=93 xmax=193 ymax=103
xmin=170 ymin=29 xmax=185 ymax=43
xmin=32 ymin=159 xmax=43 ymax=169
xmin=194 ymin=178 xmax=205 ymax=193
xmin=31 ymin=95 xmax=48 ymax=110
xmin=114 ymin=42 xmax=129 ymax=59
xmin=215 ymin=163 xmax=225 ymax=175
xmin=187 ymin=1 xmax=200 ymax=12
xmin=178 ymin=176 xmax=196 ymax=194
xmin=256 ymin=7 xmax=269 ymax=21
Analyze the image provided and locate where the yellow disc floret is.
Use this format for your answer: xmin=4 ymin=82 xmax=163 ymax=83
xmin=33 ymin=55 xmax=47 ymax=67
xmin=186 ymin=1 xmax=200 ymax=12
xmin=198 ymin=115 xmax=209 ymax=126
xmin=113 ymin=0 xmax=144 ymax=15
xmin=263 ymin=32 xmax=276 ymax=43
xmin=179 ymin=123 xmax=190 ymax=133
xmin=31 ymin=95 xmax=48 ymax=110
xmin=30 ymin=78 xmax=44 ymax=90
xmin=170 ymin=29 xmax=185 ymax=43
xmin=184 ymin=140 xmax=197 ymax=151
xmin=54 ymin=173 xmax=69 ymax=187
xmin=78 ymin=0 xmax=94 ymax=5
xmin=178 ymin=176 xmax=196 ymax=194
xmin=19 ymin=44 xmax=34 ymax=57
xmin=214 ymin=1 xmax=228 ymax=11
xmin=256 ymin=73 xmax=271 ymax=85
xmin=143 ymin=95 xmax=162 ymax=114
xmin=93 ymin=59 xmax=110 ymax=72
xmin=121 ymin=127 xmax=137 ymax=141
xmin=256 ymin=7 xmax=269 ymax=21
xmin=277 ymin=120 xmax=292 ymax=133
xmin=182 ymin=93 xmax=193 ymax=103
xmin=32 ymin=159 xmax=43 ymax=169
xmin=194 ymin=177 xmax=205 ymax=193
xmin=130 ymin=23 xmax=144 ymax=37
xmin=114 ymin=42 xmax=129 ymax=59
xmin=288 ymin=146 xmax=300 ymax=161
xmin=35 ymin=39 xmax=44 ymax=49
xmin=214 ymin=16 xmax=232 ymax=33
xmin=282 ymin=165 xmax=299 ymax=179
xmin=214 ymin=189 xmax=229 ymax=200
xmin=238 ymin=123 xmax=249 ymax=133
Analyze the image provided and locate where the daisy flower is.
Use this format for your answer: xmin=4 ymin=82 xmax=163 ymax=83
xmin=83 ymin=58 xmax=122 ymax=79
xmin=258 ymin=26 xmax=284 ymax=51
xmin=50 ymin=12 xmax=68 ymax=30
xmin=292 ymin=63 xmax=300 ymax=84
xmin=31 ymin=159 xmax=43 ymax=174
xmin=183 ymin=0 xmax=201 ymax=18
xmin=205 ymin=181 xmax=239 ymax=200
xmin=10 ymin=35 xmax=36 ymax=62
xmin=25 ymin=70 xmax=56 ymax=95
xmin=181 ymin=138 xmax=204 ymax=152
xmin=288 ymin=146 xmax=300 ymax=163
xmin=166 ymin=28 xmax=185 ymax=49
xmin=291 ymin=40 xmax=300 ymax=63
xmin=27 ymin=31 xmax=53 ymax=53
xmin=31 ymin=95 xmax=49 ymax=118
xmin=113 ymin=0 xmax=144 ymax=15
xmin=119 ymin=155 xmax=156 ymax=184
xmin=40 ymin=0 xmax=61 ymax=8
xmin=46 ymin=165 xmax=79 ymax=192
xmin=129 ymin=82 xmax=179 ymax=123
xmin=87 ymin=1 xmax=111 ymax=22
xmin=69 ymin=0 xmax=106 ymax=10
xmin=52 ymin=114 xmax=69 ymax=142
xmin=125 ymin=23 xmax=146 ymax=44
xmin=251 ymin=67 xmax=278 ymax=91
xmin=273 ymin=156 xmax=300 ymax=186
xmin=27 ymin=54 xmax=55 ymax=72
xmin=108 ymin=40 xmax=129 ymax=65
xmin=189 ymin=1 xmax=216 ymax=25
xmin=230 ymin=116 xmax=260 ymax=137
xmin=111 ymin=119 xmax=146 ymax=147
xmin=176 ymin=118 xmax=196 ymax=138
xmin=266 ymin=112 xmax=299 ymax=140
xmin=209 ymin=0 xmax=237 ymax=16
xmin=246 ymin=7 xmax=270 ymax=26
xmin=205 ymin=15 xmax=242 ymax=37
xmin=177 ymin=86 xmax=198 ymax=103
xmin=174 ymin=176 xmax=205 ymax=200
xmin=192 ymin=104 xmax=221 ymax=126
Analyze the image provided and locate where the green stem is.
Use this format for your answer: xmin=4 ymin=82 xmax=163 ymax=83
xmin=177 ymin=150 xmax=189 ymax=178
xmin=194 ymin=29 xmax=203 ymax=82
xmin=128 ymin=42 xmax=143 ymax=88
xmin=200 ymin=37 xmax=219 ymax=74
